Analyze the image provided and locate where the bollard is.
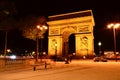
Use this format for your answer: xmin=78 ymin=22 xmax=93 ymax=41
xmin=33 ymin=66 xmax=36 ymax=71
xmin=45 ymin=62 xmax=47 ymax=69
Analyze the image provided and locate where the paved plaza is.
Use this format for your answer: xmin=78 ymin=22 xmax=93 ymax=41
xmin=0 ymin=60 xmax=120 ymax=80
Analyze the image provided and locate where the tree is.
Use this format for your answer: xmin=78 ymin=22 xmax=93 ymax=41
xmin=0 ymin=0 xmax=17 ymax=57
xmin=19 ymin=15 xmax=48 ymax=40
xmin=19 ymin=15 xmax=48 ymax=62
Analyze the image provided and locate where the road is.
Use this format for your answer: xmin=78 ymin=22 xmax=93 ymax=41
xmin=0 ymin=60 xmax=120 ymax=80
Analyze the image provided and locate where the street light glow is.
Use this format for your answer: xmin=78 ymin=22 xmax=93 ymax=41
xmin=40 ymin=27 xmax=43 ymax=30
xmin=107 ymin=23 xmax=114 ymax=28
xmin=43 ymin=25 xmax=48 ymax=29
xmin=37 ymin=25 xmax=48 ymax=30
xmin=7 ymin=49 xmax=11 ymax=53
xmin=98 ymin=41 xmax=102 ymax=56
xmin=114 ymin=23 xmax=120 ymax=28
xmin=37 ymin=25 xmax=40 ymax=29
xmin=98 ymin=42 xmax=102 ymax=46
xmin=36 ymin=24 xmax=48 ymax=62
xmin=107 ymin=23 xmax=120 ymax=29
xmin=44 ymin=26 xmax=48 ymax=29
xmin=107 ymin=23 xmax=120 ymax=62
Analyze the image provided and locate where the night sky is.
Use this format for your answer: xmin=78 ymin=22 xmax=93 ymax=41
xmin=0 ymin=0 xmax=120 ymax=54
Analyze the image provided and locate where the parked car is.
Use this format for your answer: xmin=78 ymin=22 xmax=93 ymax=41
xmin=93 ymin=56 xmax=107 ymax=62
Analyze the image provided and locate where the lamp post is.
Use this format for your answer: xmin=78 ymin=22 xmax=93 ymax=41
xmin=4 ymin=31 xmax=7 ymax=58
xmin=36 ymin=25 xmax=48 ymax=62
xmin=98 ymin=41 xmax=102 ymax=56
xmin=107 ymin=23 xmax=120 ymax=62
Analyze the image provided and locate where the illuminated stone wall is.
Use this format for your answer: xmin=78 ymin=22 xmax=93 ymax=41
xmin=47 ymin=10 xmax=95 ymax=58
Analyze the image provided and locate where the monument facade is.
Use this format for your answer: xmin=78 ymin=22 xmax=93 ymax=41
xmin=47 ymin=10 xmax=95 ymax=58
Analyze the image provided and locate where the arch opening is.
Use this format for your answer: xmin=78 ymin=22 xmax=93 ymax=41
xmin=68 ymin=34 xmax=75 ymax=55
xmin=62 ymin=30 xmax=75 ymax=56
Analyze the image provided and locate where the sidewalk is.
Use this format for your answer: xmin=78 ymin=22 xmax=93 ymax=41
xmin=0 ymin=59 xmax=93 ymax=72
xmin=1 ymin=59 xmax=118 ymax=72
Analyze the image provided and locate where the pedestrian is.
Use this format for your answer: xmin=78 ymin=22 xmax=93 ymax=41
xmin=69 ymin=55 xmax=72 ymax=62
xmin=65 ymin=57 xmax=69 ymax=64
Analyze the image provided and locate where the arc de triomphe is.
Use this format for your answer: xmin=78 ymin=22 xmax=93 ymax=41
xmin=47 ymin=10 xmax=95 ymax=58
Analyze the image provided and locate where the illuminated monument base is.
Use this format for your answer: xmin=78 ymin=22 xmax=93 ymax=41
xmin=47 ymin=10 xmax=95 ymax=59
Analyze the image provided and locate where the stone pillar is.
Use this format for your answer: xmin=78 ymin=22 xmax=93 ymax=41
xmin=75 ymin=33 xmax=94 ymax=58
xmin=48 ymin=36 xmax=62 ymax=56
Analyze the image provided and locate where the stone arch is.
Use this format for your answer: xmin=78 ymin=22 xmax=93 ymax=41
xmin=48 ymin=10 xmax=95 ymax=58
xmin=61 ymin=27 xmax=76 ymax=42
xmin=61 ymin=29 xmax=75 ymax=56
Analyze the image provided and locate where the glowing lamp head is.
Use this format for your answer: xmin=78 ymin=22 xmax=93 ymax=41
xmin=107 ymin=23 xmax=120 ymax=29
xmin=37 ymin=25 xmax=40 ymax=29
xmin=43 ymin=25 xmax=48 ymax=30
xmin=114 ymin=23 xmax=120 ymax=29
xmin=107 ymin=24 xmax=114 ymax=28
xmin=98 ymin=42 xmax=102 ymax=46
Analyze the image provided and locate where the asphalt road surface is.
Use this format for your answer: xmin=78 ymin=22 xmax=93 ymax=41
xmin=0 ymin=60 xmax=120 ymax=80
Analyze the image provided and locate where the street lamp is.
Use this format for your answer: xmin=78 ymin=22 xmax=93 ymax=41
xmin=107 ymin=23 xmax=120 ymax=62
xmin=4 ymin=31 xmax=8 ymax=58
xmin=36 ymin=25 xmax=48 ymax=62
xmin=98 ymin=41 xmax=102 ymax=56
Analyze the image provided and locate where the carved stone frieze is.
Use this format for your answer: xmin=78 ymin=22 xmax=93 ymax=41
xmin=60 ymin=26 xmax=77 ymax=34
xmin=78 ymin=25 xmax=90 ymax=33
xmin=49 ymin=28 xmax=59 ymax=35
xmin=80 ymin=36 xmax=88 ymax=50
